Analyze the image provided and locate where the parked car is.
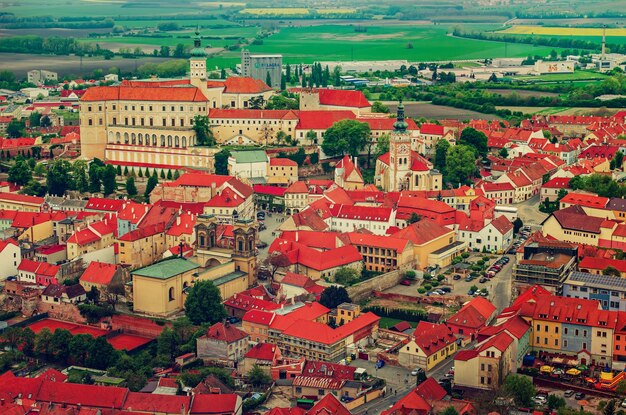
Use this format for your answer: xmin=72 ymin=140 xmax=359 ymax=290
xmin=400 ymin=279 xmax=412 ymax=286
xmin=411 ymin=368 xmax=423 ymax=376
xmin=375 ymin=360 xmax=385 ymax=369
xmin=574 ymin=392 xmax=585 ymax=400
xmin=564 ymin=390 xmax=574 ymax=398
xmin=467 ymin=289 xmax=475 ymax=296
xmin=465 ymin=276 xmax=474 ymax=282
xmin=257 ymin=241 xmax=268 ymax=248
xmin=439 ymin=287 xmax=452 ymax=293
xmin=453 ymin=274 xmax=462 ymax=280
xmin=226 ymin=316 xmax=240 ymax=324
xmin=621 ymin=398 xmax=626 ymax=408
xmin=532 ymin=396 xmax=547 ymax=405
xmin=479 ymin=277 xmax=488 ymax=283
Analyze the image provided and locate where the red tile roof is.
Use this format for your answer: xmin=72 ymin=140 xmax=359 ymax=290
xmin=481 ymin=182 xmax=514 ymax=192
xmin=329 ymin=203 xmax=392 ymax=222
xmin=302 ymin=360 xmax=356 ymax=380
xmin=579 ymin=256 xmax=626 ymax=273
xmin=491 ymin=215 xmax=513 ymax=235
xmin=560 ymin=192 xmax=609 ymax=208
xmin=285 ymin=180 xmax=309 ymax=194
xmin=81 ymin=85 xmax=207 ymax=102
xmin=390 ymin=218 xmax=452 ymax=245
xmin=244 ymin=343 xmax=278 ymax=361
xmin=205 ymin=322 xmax=248 ymax=343
xmin=413 ymin=322 xmax=456 ymax=357
xmin=306 ymin=394 xmax=352 ymax=415
xmin=420 ymin=123 xmax=445 ymax=135
xmin=447 ymin=297 xmax=496 ymax=330
xmin=37 ymin=380 xmax=129 ymax=408
xmin=222 ymin=76 xmax=272 ymax=94
xmin=243 ymin=309 xmax=277 ymax=325
xmin=551 ymin=206 xmax=605 ymax=234
xmin=18 ymin=259 xmax=60 ymax=277
xmin=0 ymin=192 xmax=44 ymax=205
xmin=345 ymin=231 xmax=410 ymax=251
xmin=85 ymin=197 xmax=125 ymax=212
xmin=190 ymin=394 xmax=240 ymax=414
xmin=296 ymin=110 xmax=356 ymax=130
xmin=358 ymin=116 xmax=418 ymax=131
xmin=123 ymin=392 xmax=190 ymax=414
xmin=543 ymin=177 xmax=571 ymax=189
xmin=0 ymin=238 xmax=18 ymax=253
xmin=205 ymin=187 xmax=245 ymax=208
xmin=270 ymin=157 xmax=298 ymax=166
xmin=415 ymin=377 xmax=447 ymax=401
xmin=315 ymin=89 xmax=370 ymax=108
xmin=80 ymin=261 xmax=118 ymax=285
xmin=118 ymin=223 xmax=164 ymax=241
xmin=281 ymin=271 xmax=318 ymax=288
xmin=253 ymin=184 xmax=287 ymax=197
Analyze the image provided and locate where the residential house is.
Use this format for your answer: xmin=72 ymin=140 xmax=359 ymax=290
xmin=17 ymin=259 xmax=61 ymax=286
xmin=334 ymin=156 xmax=364 ymax=190
xmin=268 ymin=158 xmax=298 ymax=185
xmin=446 ymin=297 xmax=497 ymax=341
xmin=578 ymin=257 xmax=626 ymax=278
xmin=67 ymin=219 xmax=116 ymax=260
xmin=398 ymin=322 xmax=458 ymax=371
xmin=41 ymin=283 xmax=87 ymax=305
xmin=454 ymin=331 xmax=515 ymax=390
xmin=541 ymin=177 xmax=571 ymax=204
xmin=228 ymin=150 xmax=269 ymax=182
xmin=0 ymin=239 xmax=20 ymax=280
xmin=241 ymin=343 xmax=282 ymax=375
xmin=79 ymin=261 xmax=124 ymax=299
xmin=196 ymin=322 xmax=250 ymax=365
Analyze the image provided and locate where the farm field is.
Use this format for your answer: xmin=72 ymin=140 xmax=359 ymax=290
xmin=495 ymin=106 xmax=621 ymax=116
xmin=238 ymin=25 xmax=567 ymax=64
xmin=1 ymin=53 xmax=172 ymax=78
xmin=385 ymin=102 xmax=502 ymax=121
xmin=501 ymin=25 xmax=626 ymax=37
xmin=486 ymin=88 xmax=560 ymax=98
xmin=498 ymin=25 xmax=626 ymax=45
xmin=511 ymin=70 xmax=611 ymax=82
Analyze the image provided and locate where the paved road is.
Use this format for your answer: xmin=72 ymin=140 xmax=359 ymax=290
xmin=257 ymin=211 xmax=287 ymax=262
xmin=516 ymin=194 xmax=548 ymax=228
xmin=491 ymin=254 xmax=515 ymax=314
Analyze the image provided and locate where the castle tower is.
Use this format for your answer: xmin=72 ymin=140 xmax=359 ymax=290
xmin=189 ymin=27 xmax=207 ymax=87
xmin=232 ymin=218 xmax=257 ymax=287
xmin=389 ymin=100 xmax=412 ymax=191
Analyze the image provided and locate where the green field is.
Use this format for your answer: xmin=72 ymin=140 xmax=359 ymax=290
xmin=378 ymin=317 xmax=419 ymax=330
xmin=202 ymin=25 xmax=569 ymax=67
xmin=512 ymin=70 xmax=610 ymax=82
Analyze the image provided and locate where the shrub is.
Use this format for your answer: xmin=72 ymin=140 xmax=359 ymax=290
xmin=461 ymin=252 xmax=470 ymax=259
xmin=436 ymin=275 xmax=445 ymax=281
xmin=482 ymin=256 xmax=490 ymax=262
xmin=417 ymin=287 xmax=426 ymax=294
xmin=405 ymin=270 xmax=416 ymax=280
xmin=431 ymin=281 xmax=439 ymax=287
xmin=423 ymin=273 xmax=432 ymax=281
xmin=424 ymin=284 xmax=432 ymax=291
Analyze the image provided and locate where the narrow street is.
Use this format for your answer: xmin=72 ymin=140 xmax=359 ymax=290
xmin=515 ymin=194 xmax=548 ymax=228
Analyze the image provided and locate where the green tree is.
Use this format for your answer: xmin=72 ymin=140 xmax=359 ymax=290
xmin=513 ymin=218 xmax=524 ymax=234
xmin=40 ymin=115 xmax=51 ymax=128
xmin=407 ymin=212 xmax=422 ymax=224
xmin=321 ymin=119 xmax=371 ymax=157
xmin=503 ymin=374 xmax=535 ymax=406
xmin=88 ymin=164 xmax=102 ymax=193
xmin=144 ymin=174 xmax=158 ymax=202
xmin=459 ymin=127 xmax=488 ymax=158
xmin=29 ymin=111 xmax=41 ymax=127
xmin=280 ymin=73 xmax=286 ymax=90
xmin=8 ymin=158 xmax=32 ymax=186
xmin=319 ymin=285 xmax=352 ymax=309
xmin=50 ymin=329 xmax=72 ymax=362
xmin=68 ymin=334 xmax=93 ymax=366
xmin=499 ymin=147 xmax=509 ymax=158
xmin=184 ymin=280 xmax=227 ymax=325
xmin=603 ymin=266 xmax=621 ymax=277
xmin=160 ymin=169 xmax=166 ymax=179
xmin=547 ymin=395 xmax=566 ymax=411
xmin=21 ymin=179 xmax=44 ymax=196
xmin=173 ymin=170 xmax=180 ymax=180
xmin=445 ymin=145 xmax=476 ymax=186
xmin=123 ymin=166 xmax=129 ymax=176
xmin=193 ymin=115 xmax=215 ymax=146
xmin=116 ymin=165 xmax=122 ymax=176
xmin=167 ymin=169 xmax=173 ymax=180
xmin=6 ymin=119 xmax=25 ymax=138
xmin=248 ymin=364 xmax=272 ymax=387
xmin=102 ymin=164 xmax=117 ymax=196
xmin=126 ymin=176 xmax=137 ymax=196
xmin=34 ymin=328 xmax=53 ymax=359
xmin=266 ymin=71 xmax=272 ymax=88
xmin=174 ymin=43 xmax=185 ymax=58
xmin=333 ymin=267 xmax=359 ymax=285
xmin=371 ymin=101 xmax=389 ymax=113
xmin=46 ymin=159 xmax=72 ymax=196
xmin=157 ymin=327 xmax=178 ymax=359
xmin=72 ymin=160 xmax=89 ymax=193
xmin=138 ymin=168 xmax=143 ymax=178
xmin=434 ymin=139 xmax=450 ymax=173
xmin=215 ymin=149 xmax=231 ymax=175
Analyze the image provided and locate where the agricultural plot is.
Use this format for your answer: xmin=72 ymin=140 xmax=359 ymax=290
xmin=499 ymin=25 xmax=626 ymax=45
xmin=241 ymin=25 xmax=566 ymax=63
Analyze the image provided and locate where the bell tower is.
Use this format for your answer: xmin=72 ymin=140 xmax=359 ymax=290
xmin=389 ymin=100 xmax=412 ymax=191
xmin=189 ymin=27 xmax=207 ymax=87
xmin=232 ymin=218 xmax=257 ymax=287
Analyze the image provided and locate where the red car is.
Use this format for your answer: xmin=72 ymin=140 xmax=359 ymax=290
xmin=400 ymin=279 xmax=412 ymax=286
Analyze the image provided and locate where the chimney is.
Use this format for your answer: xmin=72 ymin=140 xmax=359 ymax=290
xmin=177 ymin=216 xmax=181 ymax=226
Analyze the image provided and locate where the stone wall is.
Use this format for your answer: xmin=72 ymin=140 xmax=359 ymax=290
xmin=37 ymin=302 xmax=86 ymax=323
xmin=346 ymin=269 xmax=404 ymax=303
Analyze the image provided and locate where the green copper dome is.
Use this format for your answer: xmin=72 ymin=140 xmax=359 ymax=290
xmin=393 ymin=99 xmax=408 ymax=132
xmin=190 ymin=28 xmax=206 ymax=58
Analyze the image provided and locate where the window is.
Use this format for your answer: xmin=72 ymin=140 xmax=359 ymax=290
xmin=168 ymin=287 xmax=175 ymax=301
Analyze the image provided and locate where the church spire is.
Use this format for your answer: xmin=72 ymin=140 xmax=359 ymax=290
xmin=393 ymin=99 xmax=408 ymax=133
xmin=190 ymin=25 xmax=206 ymax=58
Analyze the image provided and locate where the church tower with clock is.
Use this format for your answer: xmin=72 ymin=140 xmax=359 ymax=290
xmin=389 ymin=100 xmax=412 ymax=191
